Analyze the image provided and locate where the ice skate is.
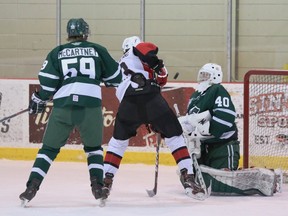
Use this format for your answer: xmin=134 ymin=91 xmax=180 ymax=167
xmin=19 ymin=178 xmax=41 ymax=207
xmin=90 ymin=176 xmax=105 ymax=207
xmin=180 ymin=168 xmax=206 ymax=200
xmin=102 ymin=172 xmax=114 ymax=199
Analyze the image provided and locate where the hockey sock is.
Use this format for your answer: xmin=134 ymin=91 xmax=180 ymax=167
xmin=84 ymin=146 xmax=104 ymax=185
xmin=26 ymin=145 xmax=59 ymax=188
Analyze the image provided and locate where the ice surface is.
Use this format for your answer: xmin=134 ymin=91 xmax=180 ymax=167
xmin=1 ymin=160 xmax=287 ymax=216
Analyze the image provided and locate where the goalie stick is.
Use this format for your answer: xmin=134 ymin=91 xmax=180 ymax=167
xmin=0 ymin=108 xmax=29 ymax=123
xmin=173 ymin=103 xmax=209 ymax=197
xmin=146 ymin=132 xmax=161 ymax=197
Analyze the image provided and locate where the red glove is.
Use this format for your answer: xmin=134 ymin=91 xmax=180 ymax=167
xmin=134 ymin=42 xmax=167 ymax=86
xmin=156 ymin=67 xmax=168 ymax=87
xmin=133 ymin=42 xmax=164 ymax=74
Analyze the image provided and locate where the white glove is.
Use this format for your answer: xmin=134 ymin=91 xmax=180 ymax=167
xmin=178 ymin=115 xmax=188 ymax=125
xmin=185 ymin=123 xmax=212 ymax=159
xmin=195 ymin=120 xmax=211 ymax=136
xmin=178 ymin=115 xmax=195 ymax=134
xmin=186 ymin=110 xmax=211 ymax=127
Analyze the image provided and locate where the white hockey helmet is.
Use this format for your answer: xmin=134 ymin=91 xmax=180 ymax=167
xmin=122 ymin=36 xmax=141 ymax=53
xmin=197 ymin=63 xmax=223 ymax=84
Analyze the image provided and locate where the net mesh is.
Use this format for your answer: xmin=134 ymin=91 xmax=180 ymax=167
xmin=244 ymin=71 xmax=288 ymax=179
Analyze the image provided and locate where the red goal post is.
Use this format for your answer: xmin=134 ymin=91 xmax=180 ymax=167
xmin=243 ymin=69 xmax=288 ymax=176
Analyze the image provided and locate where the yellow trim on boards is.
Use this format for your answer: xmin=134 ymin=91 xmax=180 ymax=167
xmin=0 ymin=147 xmax=176 ymax=165
xmin=0 ymin=147 xmax=245 ymax=167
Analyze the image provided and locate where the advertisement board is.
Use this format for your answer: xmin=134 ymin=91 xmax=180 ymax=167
xmin=28 ymin=84 xmax=196 ymax=149
xmin=0 ymin=79 xmax=244 ymax=163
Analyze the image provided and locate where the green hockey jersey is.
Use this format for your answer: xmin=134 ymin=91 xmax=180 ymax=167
xmin=37 ymin=40 xmax=122 ymax=107
xmin=187 ymin=84 xmax=238 ymax=144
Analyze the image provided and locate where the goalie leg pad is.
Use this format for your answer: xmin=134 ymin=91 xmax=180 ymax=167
xmin=200 ymin=165 xmax=276 ymax=196
xmin=273 ymin=168 xmax=283 ymax=193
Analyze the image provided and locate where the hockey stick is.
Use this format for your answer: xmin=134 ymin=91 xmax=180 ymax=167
xmin=146 ymin=71 xmax=179 ymax=197
xmin=190 ymin=147 xmax=210 ymax=196
xmin=173 ymin=103 xmax=209 ymax=197
xmin=0 ymin=108 xmax=29 ymax=123
xmin=146 ymin=132 xmax=161 ymax=197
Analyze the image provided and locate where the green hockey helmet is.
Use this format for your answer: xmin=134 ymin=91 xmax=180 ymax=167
xmin=67 ymin=18 xmax=89 ymax=38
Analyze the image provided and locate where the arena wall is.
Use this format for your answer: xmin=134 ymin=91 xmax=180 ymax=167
xmin=0 ymin=79 xmax=244 ymax=166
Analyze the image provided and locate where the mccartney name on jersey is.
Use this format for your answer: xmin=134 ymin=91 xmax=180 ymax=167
xmin=58 ymin=47 xmax=99 ymax=59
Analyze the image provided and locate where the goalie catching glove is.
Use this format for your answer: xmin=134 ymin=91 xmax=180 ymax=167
xmin=178 ymin=110 xmax=212 ymax=137
xmin=178 ymin=110 xmax=213 ymax=158
xmin=178 ymin=115 xmax=195 ymax=134
xmin=28 ymin=92 xmax=47 ymax=114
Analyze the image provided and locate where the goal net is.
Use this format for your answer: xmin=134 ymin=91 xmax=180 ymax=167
xmin=243 ymin=69 xmax=288 ymax=179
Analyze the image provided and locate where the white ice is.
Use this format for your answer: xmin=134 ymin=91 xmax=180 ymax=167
xmin=1 ymin=159 xmax=287 ymax=216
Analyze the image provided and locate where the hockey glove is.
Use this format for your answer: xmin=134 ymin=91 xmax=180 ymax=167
xmin=28 ymin=92 xmax=47 ymax=114
xmin=156 ymin=66 xmax=168 ymax=87
xmin=178 ymin=115 xmax=195 ymax=134
xmin=152 ymin=59 xmax=164 ymax=75
xmin=194 ymin=120 xmax=211 ymax=136
xmin=186 ymin=110 xmax=211 ymax=127
xmin=133 ymin=42 xmax=164 ymax=74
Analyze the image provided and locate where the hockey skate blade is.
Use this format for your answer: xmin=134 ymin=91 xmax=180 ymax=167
xmin=146 ymin=189 xmax=156 ymax=197
xmin=20 ymin=198 xmax=29 ymax=208
xmin=185 ymin=188 xmax=206 ymax=201
xmin=98 ymin=198 xmax=106 ymax=207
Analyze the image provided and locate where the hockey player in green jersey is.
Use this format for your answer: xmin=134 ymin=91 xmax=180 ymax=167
xmin=178 ymin=63 xmax=282 ymax=196
xmin=19 ymin=18 xmax=122 ymax=207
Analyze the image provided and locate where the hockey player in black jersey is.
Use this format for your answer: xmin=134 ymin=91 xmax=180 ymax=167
xmin=102 ymin=36 xmax=206 ymax=201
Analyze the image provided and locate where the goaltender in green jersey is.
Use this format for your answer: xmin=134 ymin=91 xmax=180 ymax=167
xmin=19 ymin=18 xmax=122 ymax=207
xmin=178 ymin=63 xmax=282 ymax=196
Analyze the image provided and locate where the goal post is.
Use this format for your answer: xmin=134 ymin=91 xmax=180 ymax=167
xmin=243 ymin=69 xmax=288 ymax=177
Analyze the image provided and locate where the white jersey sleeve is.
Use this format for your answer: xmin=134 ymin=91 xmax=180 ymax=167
xmin=115 ymin=49 xmax=149 ymax=102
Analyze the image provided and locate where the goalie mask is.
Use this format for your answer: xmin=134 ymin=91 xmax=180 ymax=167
xmin=122 ymin=36 xmax=141 ymax=53
xmin=67 ymin=18 xmax=90 ymax=38
xmin=196 ymin=63 xmax=223 ymax=93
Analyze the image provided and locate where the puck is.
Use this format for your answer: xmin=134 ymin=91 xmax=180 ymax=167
xmin=173 ymin=72 xmax=179 ymax=80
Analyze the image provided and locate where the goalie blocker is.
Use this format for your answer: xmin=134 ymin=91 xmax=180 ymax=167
xmin=200 ymin=165 xmax=283 ymax=196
